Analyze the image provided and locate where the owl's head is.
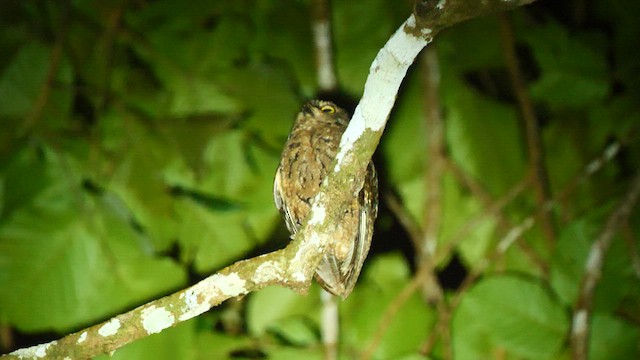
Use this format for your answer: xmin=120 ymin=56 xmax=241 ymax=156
xmin=301 ymin=100 xmax=350 ymax=126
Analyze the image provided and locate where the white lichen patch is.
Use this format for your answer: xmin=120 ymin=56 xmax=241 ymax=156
xmin=292 ymin=271 xmax=306 ymax=282
xmin=214 ymin=273 xmax=247 ymax=297
xmin=98 ymin=319 xmax=121 ymax=337
xmin=308 ymin=203 xmax=326 ymax=225
xmin=179 ymin=273 xmax=247 ymax=321
xmin=181 ymin=289 xmax=199 ymax=312
xmin=356 ymin=15 xmax=431 ymax=136
xmin=585 ymin=245 xmax=603 ymax=272
xmin=179 ymin=278 xmax=215 ymax=321
xmin=141 ymin=305 xmax=175 ymax=334
xmin=572 ymin=310 xmax=588 ymax=336
xmin=178 ymin=300 xmax=206 ymax=322
xmin=253 ymin=261 xmax=284 ymax=283
xmin=77 ymin=331 xmax=87 ymax=343
xmin=406 ymin=13 xmax=417 ymax=27
xmin=11 ymin=340 xmax=56 ymax=359
xmin=335 ymin=114 xmax=365 ymax=166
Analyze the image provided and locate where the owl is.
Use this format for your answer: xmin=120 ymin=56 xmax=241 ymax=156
xmin=273 ymin=100 xmax=378 ymax=298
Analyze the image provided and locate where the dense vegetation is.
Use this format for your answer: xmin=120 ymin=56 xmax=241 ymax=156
xmin=1 ymin=0 xmax=638 ymax=359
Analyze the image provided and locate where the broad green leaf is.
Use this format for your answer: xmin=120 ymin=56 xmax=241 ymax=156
xmin=214 ymin=65 xmax=300 ymax=147
xmin=453 ymin=275 xmax=568 ymax=359
xmin=0 ymin=147 xmax=186 ymax=331
xmin=195 ymin=331 xmax=255 ymax=360
xmin=127 ymin=7 xmax=244 ymax=117
xmin=0 ymin=147 xmax=50 ymax=221
xmin=175 ymin=129 xmax=280 ymax=272
xmin=169 ymin=77 xmax=240 ymax=116
xmin=176 ymin=199 xmax=256 ymax=272
xmin=246 ymin=285 xmax=321 ymax=337
xmin=589 ymin=314 xmax=640 ymax=360
xmin=264 ymin=346 xmax=324 ymax=360
xmin=0 ymin=42 xmax=72 ymax=121
xmin=334 ymin=0 xmax=408 ymax=95
xmin=522 ymin=21 xmax=609 ymax=108
xmin=438 ymin=16 xmax=504 ymax=71
xmin=268 ymin=317 xmax=319 ymax=346
xmin=441 ymin=173 xmax=497 ymax=266
xmin=342 ymin=253 xmax=435 ymax=359
xmin=251 ymin=1 xmax=316 ymax=95
xmin=108 ymin=117 xmax=180 ymax=250
xmin=381 ymin=74 xmax=427 ymax=221
xmin=382 ymin=73 xmax=497 ymax=267
xmin=550 ymin=208 xmax=638 ymax=312
xmin=97 ymin=321 xmax=196 ymax=360
xmin=442 ymin=73 xmax=526 ymax=197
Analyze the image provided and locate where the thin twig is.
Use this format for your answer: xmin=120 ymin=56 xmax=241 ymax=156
xmin=360 ymin=264 xmax=431 ymax=360
xmin=20 ymin=1 xmax=70 ymax=135
xmin=622 ymin=222 xmax=640 ymax=278
xmin=320 ymin=290 xmax=338 ymax=360
xmin=571 ymin=171 xmax=640 ymax=360
xmin=419 ymin=45 xmax=445 ymax=304
xmin=385 ymin=192 xmax=423 ymax=250
xmin=500 ymin=14 xmax=557 ymax=247
xmin=384 ymin=192 xmax=444 ymax=307
xmin=421 ymin=142 xmax=624 ymax=356
xmin=312 ymin=0 xmax=337 ymax=92
xmin=311 ymin=1 xmax=340 ymax=358
xmin=442 ymin=160 xmax=546 ymax=272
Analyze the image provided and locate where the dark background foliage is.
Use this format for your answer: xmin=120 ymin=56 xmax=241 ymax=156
xmin=0 ymin=0 xmax=638 ymax=359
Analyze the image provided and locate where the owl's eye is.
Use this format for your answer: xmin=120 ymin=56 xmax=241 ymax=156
xmin=320 ymin=105 xmax=335 ymax=114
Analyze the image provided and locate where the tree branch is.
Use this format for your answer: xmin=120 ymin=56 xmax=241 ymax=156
xmin=571 ymin=171 xmax=640 ymax=360
xmin=2 ymin=0 xmax=539 ymax=358
xmin=312 ymin=0 xmax=337 ymax=92
xmin=500 ymin=14 xmax=557 ymax=247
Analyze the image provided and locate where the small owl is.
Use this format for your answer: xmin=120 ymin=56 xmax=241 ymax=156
xmin=274 ymin=100 xmax=378 ymax=298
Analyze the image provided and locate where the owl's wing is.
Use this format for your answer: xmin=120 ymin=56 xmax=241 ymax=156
xmin=274 ymin=166 xmax=299 ymax=236
xmin=315 ymin=161 xmax=378 ymax=298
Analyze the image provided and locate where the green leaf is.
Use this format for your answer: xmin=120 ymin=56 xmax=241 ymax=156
xmin=97 ymin=321 xmax=196 ymax=360
xmin=251 ymin=1 xmax=316 ymax=95
xmin=550 ymin=208 xmax=638 ymax=312
xmin=441 ymin=173 xmax=497 ymax=266
xmin=0 ymin=147 xmax=186 ymax=332
xmin=127 ymin=6 xmax=245 ymax=117
xmin=176 ymin=199 xmax=255 ymax=272
xmin=175 ymin=129 xmax=280 ymax=272
xmin=589 ymin=314 xmax=640 ymax=360
xmin=334 ymin=0 xmax=408 ymax=95
xmin=214 ymin=65 xmax=301 ymax=147
xmin=443 ymin=73 xmax=526 ymax=197
xmin=195 ymin=331 xmax=255 ymax=360
xmin=381 ymin=74 xmax=427 ymax=220
xmin=269 ymin=317 xmax=319 ymax=346
xmin=264 ymin=346 xmax=325 ymax=360
xmin=0 ymin=42 xmax=72 ymax=120
xmin=169 ymin=77 xmax=240 ymax=116
xmin=246 ymin=285 xmax=321 ymax=337
xmin=342 ymin=253 xmax=435 ymax=359
xmin=453 ymin=275 xmax=569 ymax=359
xmin=438 ymin=16 xmax=504 ymax=71
xmin=108 ymin=118 xmax=180 ymax=250
xmin=522 ymin=21 xmax=609 ymax=108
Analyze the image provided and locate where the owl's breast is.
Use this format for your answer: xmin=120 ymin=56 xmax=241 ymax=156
xmin=279 ymin=125 xmax=344 ymax=225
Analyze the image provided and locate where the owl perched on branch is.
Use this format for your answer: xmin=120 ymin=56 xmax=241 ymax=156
xmin=274 ymin=100 xmax=378 ymax=298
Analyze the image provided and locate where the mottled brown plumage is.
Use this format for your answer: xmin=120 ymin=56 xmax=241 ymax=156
xmin=274 ymin=100 xmax=378 ymax=298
